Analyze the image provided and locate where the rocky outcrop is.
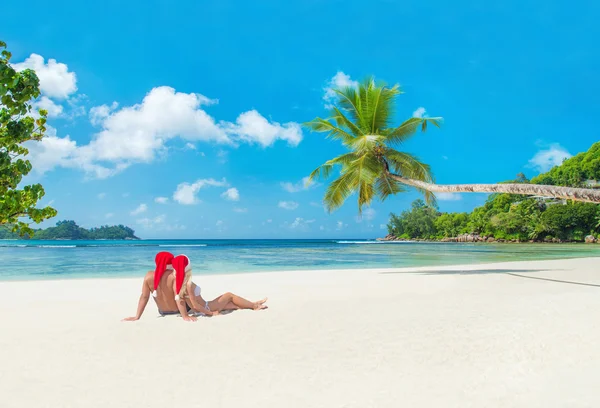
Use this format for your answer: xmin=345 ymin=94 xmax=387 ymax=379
xmin=585 ymin=235 xmax=597 ymax=243
xmin=376 ymin=234 xmax=396 ymax=241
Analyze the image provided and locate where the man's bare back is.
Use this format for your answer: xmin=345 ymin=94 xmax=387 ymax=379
xmin=123 ymin=269 xmax=182 ymax=321
xmin=145 ymin=270 xmax=179 ymax=313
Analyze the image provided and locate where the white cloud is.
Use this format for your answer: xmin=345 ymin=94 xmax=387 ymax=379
xmin=221 ymin=187 xmax=240 ymax=201
xmin=13 ymin=54 xmax=77 ymax=99
xmin=105 ymin=213 xmax=114 ymax=219
xmin=97 ymin=193 xmax=106 ymax=199
xmin=89 ymin=102 xmax=118 ymax=126
xmin=380 ymin=224 xmax=387 ymax=229
xmin=281 ymin=176 xmax=318 ymax=193
xmin=34 ymin=96 xmax=64 ymax=118
xmin=26 ymin=134 xmax=78 ymax=174
xmin=336 ymin=221 xmax=347 ymax=230
xmin=29 ymin=86 xmax=303 ymax=178
xmin=266 ymin=219 xmax=272 ymax=223
xmin=216 ymin=149 xmax=229 ymax=163
xmin=234 ymin=207 xmax=248 ymax=213
xmin=173 ymin=178 xmax=228 ymax=205
xmin=137 ymin=214 xmax=166 ymax=228
xmin=290 ymin=217 xmax=316 ymax=230
xmin=154 ymin=197 xmax=169 ymax=204
xmin=226 ymin=110 xmax=302 ymax=147
xmin=122 ymin=193 xmax=130 ymax=198
xmin=356 ymin=208 xmax=376 ymax=222
xmin=185 ymin=143 xmax=197 ymax=150
xmin=216 ymin=220 xmax=224 ymax=226
xmin=278 ymin=201 xmax=299 ymax=210
xmin=528 ymin=143 xmax=572 ymax=172
xmin=412 ymin=107 xmax=427 ymax=118
xmin=323 ymin=72 xmax=358 ymax=105
xmin=436 ymin=192 xmax=462 ymax=201
xmin=85 ymin=87 xmax=228 ymax=165
xmin=319 ymin=225 xmax=325 ymax=231
xmin=130 ymin=204 xmax=148 ymax=215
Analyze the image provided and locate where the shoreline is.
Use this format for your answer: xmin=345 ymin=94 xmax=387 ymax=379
xmin=1 ymin=254 xmax=599 ymax=283
xmin=2 ymin=257 xmax=600 ymax=407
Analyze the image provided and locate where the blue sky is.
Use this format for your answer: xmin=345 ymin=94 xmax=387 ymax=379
xmin=3 ymin=0 xmax=599 ymax=239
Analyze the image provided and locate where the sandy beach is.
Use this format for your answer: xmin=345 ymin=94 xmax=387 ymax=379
xmin=1 ymin=257 xmax=600 ymax=407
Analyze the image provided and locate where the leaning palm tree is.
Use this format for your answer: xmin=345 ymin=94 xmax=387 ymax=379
xmin=306 ymin=77 xmax=600 ymax=213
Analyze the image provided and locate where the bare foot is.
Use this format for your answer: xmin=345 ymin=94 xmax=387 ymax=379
xmin=253 ymin=298 xmax=268 ymax=310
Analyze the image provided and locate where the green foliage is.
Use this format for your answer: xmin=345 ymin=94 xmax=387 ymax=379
xmin=387 ymin=145 xmax=600 ymax=242
xmin=530 ymin=142 xmax=600 ymax=187
xmin=0 ymin=40 xmax=56 ymax=235
xmin=540 ymin=203 xmax=598 ymax=241
xmin=434 ymin=212 xmax=469 ymax=238
xmin=0 ymin=220 xmax=139 ymax=240
xmin=388 ymin=199 xmax=439 ymax=239
xmin=388 ymin=196 xmax=598 ymax=242
xmin=306 ymin=77 xmax=441 ymax=214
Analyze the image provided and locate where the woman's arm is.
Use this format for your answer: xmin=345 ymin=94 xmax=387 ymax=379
xmin=122 ymin=275 xmax=151 ymax=321
xmin=174 ymin=281 xmax=197 ymax=322
xmin=186 ymin=282 xmax=217 ymax=316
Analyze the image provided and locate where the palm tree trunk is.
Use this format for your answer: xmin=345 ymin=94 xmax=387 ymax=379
xmin=388 ymin=173 xmax=600 ymax=203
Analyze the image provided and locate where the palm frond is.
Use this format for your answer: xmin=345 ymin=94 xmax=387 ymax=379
xmin=384 ymin=149 xmax=434 ymax=183
xmin=330 ymin=107 xmax=363 ymax=137
xmin=333 ymin=87 xmax=362 ymax=127
xmin=375 ymin=173 xmax=406 ymax=202
xmin=307 ymin=152 xmax=359 ymax=182
xmin=346 ymin=134 xmax=386 ymax=154
xmin=364 ymin=81 xmax=402 ymax=134
xmin=346 ymin=154 xmax=381 ymax=212
xmin=384 ymin=117 xmax=442 ymax=146
xmin=303 ymin=118 xmax=355 ymax=144
xmin=415 ymin=188 xmax=438 ymax=208
xmin=323 ymin=171 xmax=356 ymax=213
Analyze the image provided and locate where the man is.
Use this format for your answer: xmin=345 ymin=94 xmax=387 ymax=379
xmin=122 ymin=251 xmax=197 ymax=322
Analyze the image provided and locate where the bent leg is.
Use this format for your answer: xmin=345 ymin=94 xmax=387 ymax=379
xmin=208 ymin=292 xmax=267 ymax=312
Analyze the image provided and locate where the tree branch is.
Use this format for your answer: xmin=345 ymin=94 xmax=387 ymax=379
xmin=386 ymin=172 xmax=600 ymax=204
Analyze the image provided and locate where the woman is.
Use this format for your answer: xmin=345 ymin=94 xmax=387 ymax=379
xmin=171 ymin=254 xmax=268 ymax=316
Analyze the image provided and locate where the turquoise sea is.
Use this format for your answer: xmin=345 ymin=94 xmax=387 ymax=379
xmin=1 ymin=239 xmax=599 ymax=281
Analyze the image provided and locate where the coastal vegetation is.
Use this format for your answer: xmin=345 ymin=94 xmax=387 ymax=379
xmin=0 ymin=220 xmax=139 ymax=240
xmin=0 ymin=41 xmax=56 ymax=236
xmin=306 ymin=77 xmax=600 ymax=214
xmin=385 ymin=144 xmax=600 ymax=243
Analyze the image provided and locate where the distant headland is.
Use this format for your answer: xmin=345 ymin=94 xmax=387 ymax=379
xmin=0 ymin=220 xmax=139 ymax=240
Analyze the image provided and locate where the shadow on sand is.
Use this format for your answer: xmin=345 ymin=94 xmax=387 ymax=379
xmin=381 ymin=268 xmax=600 ymax=288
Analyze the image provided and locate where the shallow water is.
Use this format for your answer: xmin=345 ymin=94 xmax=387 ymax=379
xmin=1 ymin=239 xmax=599 ymax=281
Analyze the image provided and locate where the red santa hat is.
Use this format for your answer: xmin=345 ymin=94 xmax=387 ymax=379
xmin=172 ymin=254 xmax=192 ymax=301
xmin=152 ymin=251 xmax=175 ymax=297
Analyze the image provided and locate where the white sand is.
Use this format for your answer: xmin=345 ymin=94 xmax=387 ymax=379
xmin=1 ymin=257 xmax=600 ymax=408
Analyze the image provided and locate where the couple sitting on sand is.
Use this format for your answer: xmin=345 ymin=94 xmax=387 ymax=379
xmin=123 ymin=251 xmax=268 ymax=322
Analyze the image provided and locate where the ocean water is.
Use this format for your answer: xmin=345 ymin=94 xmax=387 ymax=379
xmin=1 ymin=239 xmax=599 ymax=281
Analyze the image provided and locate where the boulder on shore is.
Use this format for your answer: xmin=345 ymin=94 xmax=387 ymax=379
xmin=377 ymin=234 xmax=396 ymax=242
xmin=585 ymin=235 xmax=597 ymax=244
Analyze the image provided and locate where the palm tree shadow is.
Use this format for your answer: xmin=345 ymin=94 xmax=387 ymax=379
xmin=381 ymin=268 xmax=550 ymax=276
xmin=381 ymin=269 xmax=600 ymax=288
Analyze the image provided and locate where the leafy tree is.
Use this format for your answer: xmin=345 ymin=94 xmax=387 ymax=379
xmin=306 ymin=78 xmax=600 ymax=215
xmin=1 ymin=40 xmax=56 ymax=235
xmin=0 ymin=220 xmax=139 ymax=240
xmin=434 ymin=212 xmax=469 ymax=238
xmin=531 ymin=142 xmax=600 ymax=187
xmin=386 ymin=161 xmax=600 ymax=242
xmin=388 ymin=199 xmax=438 ymax=239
